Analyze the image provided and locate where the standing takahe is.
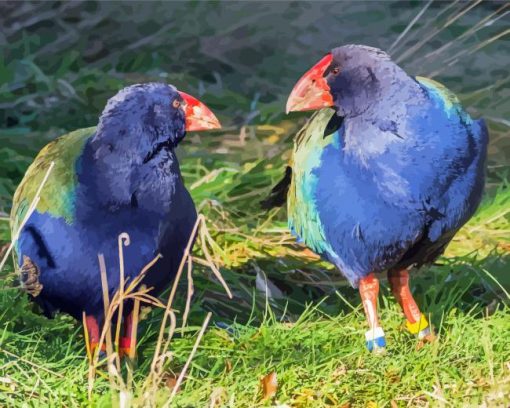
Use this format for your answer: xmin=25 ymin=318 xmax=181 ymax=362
xmin=263 ymin=45 xmax=488 ymax=352
xmin=10 ymin=83 xmax=221 ymax=356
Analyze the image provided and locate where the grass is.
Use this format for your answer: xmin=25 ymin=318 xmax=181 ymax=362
xmin=1 ymin=284 xmax=510 ymax=407
xmin=1 ymin=122 xmax=509 ymax=406
xmin=1 ymin=1 xmax=510 ymax=406
xmin=158 ymin=306 xmax=510 ymax=407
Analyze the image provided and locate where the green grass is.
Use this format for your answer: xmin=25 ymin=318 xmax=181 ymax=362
xmin=1 ymin=123 xmax=509 ymax=407
xmin=162 ymin=305 xmax=510 ymax=407
xmin=1 ymin=278 xmax=510 ymax=407
xmin=1 ymin=2 xmax=510 ymax=406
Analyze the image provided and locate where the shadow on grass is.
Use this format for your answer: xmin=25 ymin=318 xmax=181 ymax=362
xmin=167 ymin=247 xmax=510 ymax=329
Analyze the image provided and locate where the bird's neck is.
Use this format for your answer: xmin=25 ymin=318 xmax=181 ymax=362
xmin=340 ymin=80 xmax=427 ymax=162
xmin=335 ymin=64 xmax=422 ymax=119
xmin=78 ymin=135 xmax=181 ymax=213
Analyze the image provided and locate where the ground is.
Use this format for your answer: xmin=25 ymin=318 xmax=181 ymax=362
xmin=1 ymin=122 xmax=509 ymax=406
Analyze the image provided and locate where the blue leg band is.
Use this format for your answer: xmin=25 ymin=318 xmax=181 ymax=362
xmin=365 ymin=327 xmax=386 ymax=351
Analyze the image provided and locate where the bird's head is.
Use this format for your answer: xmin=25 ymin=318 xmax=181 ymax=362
xmin=286 ymin=45 xmax=395 ymax=117
xmin=95 ymin=83 xmax=220 ymax=154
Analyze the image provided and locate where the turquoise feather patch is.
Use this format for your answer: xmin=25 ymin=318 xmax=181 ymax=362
xmin=287 ymin=109 xmax=339 ymax=256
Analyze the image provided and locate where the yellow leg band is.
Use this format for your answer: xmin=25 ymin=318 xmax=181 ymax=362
xmin=406 ymin=314 xmax=429 ymax=335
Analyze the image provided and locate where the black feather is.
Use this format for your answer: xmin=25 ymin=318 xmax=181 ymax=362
xmin=260 ymin=166 xmax=292 ymax=209
xmin=323 ymin=113 xmax=344 ymax=138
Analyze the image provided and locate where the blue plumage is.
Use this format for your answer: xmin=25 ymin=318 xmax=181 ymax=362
xmin=268 ymin=44 xmax=488 ymax=349
xmin=12 ymin=83 xmax=220 ymax=343
xmin=311 ymin=78 xmax=487 ymax=285
xmin=14 ymin=84 xmax=197 ymax=321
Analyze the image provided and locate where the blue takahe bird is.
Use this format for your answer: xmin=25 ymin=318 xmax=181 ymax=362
xmin=10 ymin=83 xmax=221 ymax=356
xmin=262 ymin=45 xmax=488 ymax=352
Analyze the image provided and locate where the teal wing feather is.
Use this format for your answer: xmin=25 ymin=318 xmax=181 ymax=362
xmin=287 ymin=109 xmax=339 ymax=255
xmin=415 ymin=76 xmax=471 ymax=122
xmin=10 ymin=127 xmax=95 ymax=238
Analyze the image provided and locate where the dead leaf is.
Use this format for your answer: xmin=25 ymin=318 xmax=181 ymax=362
xmin=390 ymin=400 xmax=398 ymax=408
xmin=264 ymin=134 xmax=280 ymax=145
xmin=139 ymin=305 xmax=152 ymax=321
xmin=225 ymin=359 xmax=232 ymax=373
xmin=416 ymin=332 xmax=437 ymax=351
xmin=0 ymin=376 xmax=15 ymax=392
xmin=260 ymin=371 xmax=278 ymax=401
xmin=385 ymin=369 xmax=400 ymax=384
xmin=498 ymin=242 xmax=510 ymax=252
xmin=163 ymin=372 xmax=179 ymax=392
xmin=301 ymin=248 xmax=321 ymax=260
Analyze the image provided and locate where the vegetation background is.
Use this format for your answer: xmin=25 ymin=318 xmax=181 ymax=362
xmin=0 ymin=1 xmax=509 ymax=406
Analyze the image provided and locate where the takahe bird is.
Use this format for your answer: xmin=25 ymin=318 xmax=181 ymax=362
xmin=262 ymin=45 xmax=488 ymax=352
xmin=10 ymin=83 xmax=221 ymax=356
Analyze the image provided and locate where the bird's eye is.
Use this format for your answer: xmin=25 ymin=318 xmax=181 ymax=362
xmin=172 ymin=99 xmax=181 ymax=109
xmin=331 ymin=67 xmax=340 ymax=75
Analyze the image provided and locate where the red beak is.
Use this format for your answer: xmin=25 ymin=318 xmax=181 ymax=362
xmin=286 ymin=53 xmax=334 ymax=114
xmin=178 ymin=91 xmax=221 ymax=132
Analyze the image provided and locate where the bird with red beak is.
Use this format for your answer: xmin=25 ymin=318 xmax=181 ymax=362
xmin=264 ymin=45 xmax=488 ymax=353
xmin=11 ymin=83 xmax=222 ymax=358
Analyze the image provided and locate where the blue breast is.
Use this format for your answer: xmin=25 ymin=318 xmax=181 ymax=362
xmin=307 ymin=82 xmax=487 ymax=286
xmin=17 ymin=141 xmax=197 ymax=319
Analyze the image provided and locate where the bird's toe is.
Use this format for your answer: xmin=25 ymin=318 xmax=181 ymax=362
xmin=372 ymin=346 xmax=387 ymax=356
xmin=416 ymin=330 xmax=437 ymax=350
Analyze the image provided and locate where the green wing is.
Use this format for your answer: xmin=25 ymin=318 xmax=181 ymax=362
xmin=10 ymin=127 xmax=95 ymax=237
xmin=415 ymin=76 xmax=467 ymax=118
xmin=261 ymin=109 xmax=338 ymax=253
xmin=287 ymin=108 xmax=338 ymax=254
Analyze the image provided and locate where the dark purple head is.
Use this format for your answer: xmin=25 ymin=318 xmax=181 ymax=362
xmin=286 ymin=45 xmax=402 ymax=117
xmin=93 ymin=83 xmax=220 ymax=156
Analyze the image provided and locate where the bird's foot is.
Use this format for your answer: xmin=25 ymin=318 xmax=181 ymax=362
xmin=416 ymin=327 xmax=437 ymax=350
xmin=20 ymin=255 xmax=43 ymax=297
xmin=405 ymin=314 xmax=436 ymax=350
xmin=119 ymin=337 xmax=135 ymax=360
xmin=87 ymin=341 xmax=136 ymax=364
xmin=365 ymin=327 xmax=386 ymax=354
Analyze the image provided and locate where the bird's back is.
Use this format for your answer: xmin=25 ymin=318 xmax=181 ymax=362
xmin=411 ymin=77 xmax=488 ymax=242
xmin=10 ymin=127 xmax=95 ymax=256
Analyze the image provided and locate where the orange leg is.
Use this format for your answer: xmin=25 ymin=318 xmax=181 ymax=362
xmin=85 ymin=315 xmax=105 ymax=357
xmin=120 ymin=312 xmax=135 ymax=358
xmin=359 ymin=273 xmax=386 ymax=351
xmin=388 ymin=269 xmax=432 ymax=339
